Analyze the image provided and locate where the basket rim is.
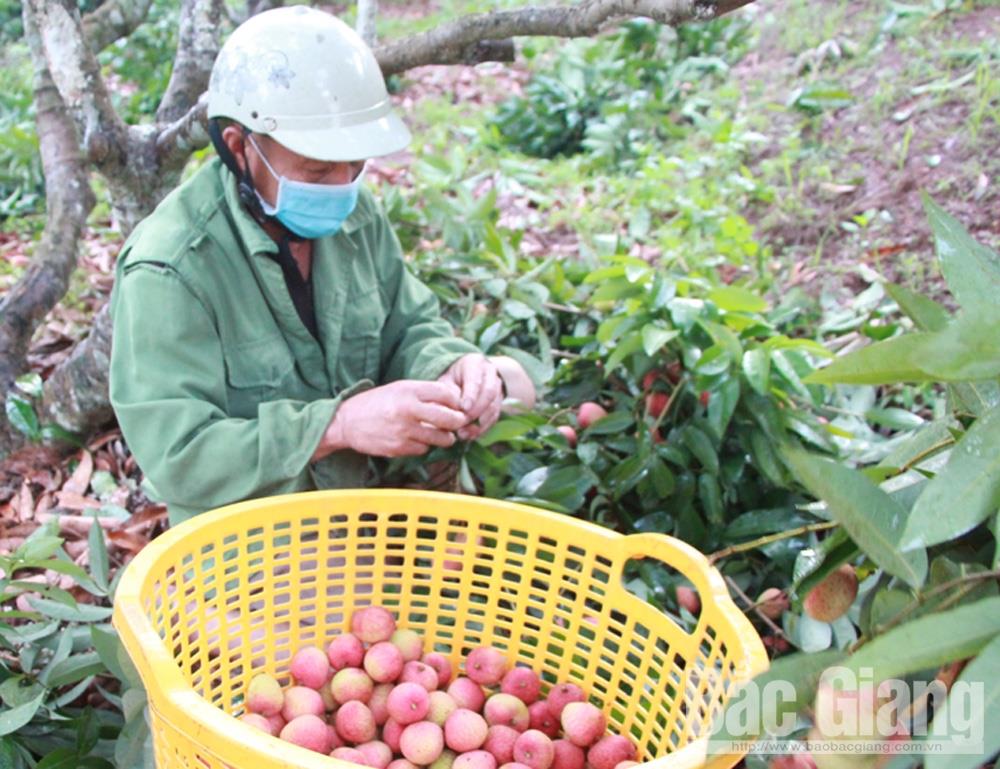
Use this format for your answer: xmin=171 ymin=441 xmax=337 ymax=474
xmin=111 ymin=488 xmax=769 ymax=769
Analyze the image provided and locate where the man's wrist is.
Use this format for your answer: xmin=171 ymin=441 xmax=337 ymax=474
xmin=312 ymin=405 xmax=349 ymax=462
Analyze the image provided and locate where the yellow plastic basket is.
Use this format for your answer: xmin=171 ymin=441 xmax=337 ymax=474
xmin=112 ymin=490 xmax=768 ymax=769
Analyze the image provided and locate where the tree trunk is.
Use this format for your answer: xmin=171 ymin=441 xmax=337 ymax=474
xmin=0 ymin=1 xmax=96 ymax=456
xmin=39 ymin=304 xmax=115 ymax=439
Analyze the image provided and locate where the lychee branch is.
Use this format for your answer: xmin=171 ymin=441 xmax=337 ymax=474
xmin=723 ymin=574 xmax=788 ymax=640
xmin=707 ymin=522 xmax=839 ymax=564
xmin=851 ymin=567 xmax=1000 ymax=650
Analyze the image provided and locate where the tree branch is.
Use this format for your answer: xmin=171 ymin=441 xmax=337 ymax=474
xmin=157 ymin=0 xmax=223 ymax=123
xmin=153 ymin=0 xmax=749 ymax=160
xmin=155 ymin=94 xmax=211 ymax=169
xmin=26 ymin=0 xmax=128 ymax=169
xmin=0 ymin=2 xmax=96 ymax=394
xmin=374 ymin=0 xmax=754 ymax=76
xmin=81 ymin=0 xmax=155 ymax=53
xmin=356 ymin=0 xmax=379 ymax=46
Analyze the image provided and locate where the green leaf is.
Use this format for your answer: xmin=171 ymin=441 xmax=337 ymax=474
xmin=532 ymin=465 xmax=598 ymax=511
xmin=36 ymin=748 xmax=78 ymax=769
xmin=605 ymin=330 xmax=644 ymax=374
xmin=867 ymin=588 xmax=912 ymax=631
xmin=583 ymin=411 xmax=633 ymax=436
xmin=38 ymin=631 xmax=73 ymax=687
xmin=640 ymin=325 xmax=679 ymax=357
xmin=878 ymin=419 xmax=955 ymax=470
xmin=115 ymin=700 xmax=154 ymax=769
xmin=17 ymin=535 xmax=64 ymax=564
xmin=51 ymin=675 xmax=96 ymax=709
xmin=477 ymin=417 xmax=538 ymax=447
xmin=0 ymin=690 xmax=45 ymax=736
xmin=902 ymin=407 xmax=1000 ymax=550
xmin=122 ymin=687 xmax=147 ymax=722
xmin=949 ymin=380 xmax=1000 ymax=418
xmin=605 ymin=456 xmax=648 ymax=498
xmin=771 ymin=350 xmax=813 ymax=399
xmin=698 ymin=474 xmax=724 ymax=526
xmin=804 ymin=334 xmax=933 ymax=385
xmin=5 ymin=394 xmax=40 ymax=440
xmin=90 ymin=625 xmax=134 ymax=684
xmin=682 ymin=426 xmax=719 ymax=475
xmin=77 ymin=758 xmax=115 ymax=769
xmin=992 ymin=511 xmax=1000 ymax=571
xmin=864 ymin=407 xmax=925 ymax=432
xmin=915 ymin=311 xmax=1000 ymax=381
xmin=0 ymin=678 xmax=44 ymax=709
xmin=497 ymin=346 xmax=553 ymax=389
xmin=87 ymin=520 xmax=109 ymax=592
xmin=847 ymin=596 xmax=1000 ymax=681
xmin=749 ymin=430 xmax=787 ymax=487
xmin=742 ymin=348 xmax=771 ymax=395
xmin=926 ymin=633 xmax=1000 ymax=769
xmin=708 ymin=286 xmax=768 ymax=313
xmin=695 ymin=345 xmax=732 ymax=377
xmin=782 ymin=447 xmax=927 ymax=588
xmin=0 ymin=736 xmax=32 ymax=769
xmin=648 ymin=457 xmax=675 ymax=498
xmin=884 ymin=283 xmax=949 ymax=332
xmin=46 ymin=651 xmax=105 ymax=689
xmin=924 ymin=194 xmax=1000 ymax=318
xmin=709 ymin=651 xmax=846 ymax=753
xmin=502 ymin=299 xmax=535 ymax=320
xmin=15 ymin=374 xmax=44 ymax=400
xmin=725 ymin=507 xmax=813 ymax=540
xmin=26 ymin=597 xmax=113 ymax=623
xmin=707 ymin=377 xmax=740 ymax=440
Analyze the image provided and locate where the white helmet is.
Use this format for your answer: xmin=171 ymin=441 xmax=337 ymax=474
xmin=207 ymin=6 xmax=411 ymax=161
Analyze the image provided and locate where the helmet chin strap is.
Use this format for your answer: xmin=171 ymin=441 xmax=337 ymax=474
xmin=207 ymin=119 xmax=305 ymax=243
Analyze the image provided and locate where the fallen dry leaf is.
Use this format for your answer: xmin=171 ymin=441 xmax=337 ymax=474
xmin=54 ymin=491 xmax=101 ymax=511
xmin=62 ymin=450 xmax=94 ymax=496
xmin=106 ymin=530 xmax=149 ymax=555
xmin=14 ymin=482 xmax=34 ymax=522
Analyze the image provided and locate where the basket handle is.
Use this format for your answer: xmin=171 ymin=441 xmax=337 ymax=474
xmin=619 ymin=532 xmax=731 ymax=612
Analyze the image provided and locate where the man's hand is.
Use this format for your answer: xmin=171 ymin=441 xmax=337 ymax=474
xmin=438 ymin=354 xmax=504 ymax=441
xmin=314 ymin=380 xmax=468 ymax=460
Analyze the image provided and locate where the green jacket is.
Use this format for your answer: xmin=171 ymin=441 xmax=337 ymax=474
xmin=109 ymin=158 xmax=478 ymax=525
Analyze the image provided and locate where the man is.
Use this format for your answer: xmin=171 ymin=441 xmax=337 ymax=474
xmin=109 ymin=6 xmax=534 ymax=526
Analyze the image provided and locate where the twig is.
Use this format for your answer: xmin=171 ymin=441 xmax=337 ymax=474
xmin=708 ymin=521 xmax=839 ymax=563
xmin=724 ymin=574 xmax=787 ymax=639
xmin=850 ymin=568 xmax=1000 ymax=651
xmin=543 ymin=302 xmax=586 ymax=315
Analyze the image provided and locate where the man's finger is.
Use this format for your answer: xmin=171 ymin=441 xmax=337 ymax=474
xmin=459 ymin=359 xmax=485 ymax=414
xmin=466 ymin=368 xmax=502 ymax=423
xmin=410 ymin=424 xmax=458 ymax=448
xmin=411 ymin=401 xmax=468 ymax=432
xmin=393 ymin=439 xmax=433 ymax=457
xmin=458 ymin=397 xmax=501 ymax=441
xmin=412 ymin=380 xmax=462 ymax=409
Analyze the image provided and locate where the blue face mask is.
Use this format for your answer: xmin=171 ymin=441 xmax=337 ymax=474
xmin=249 ymin=135 xmax=364 ymax=240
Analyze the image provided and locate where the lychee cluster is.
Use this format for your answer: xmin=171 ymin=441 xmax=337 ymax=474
xmin=241 ymin=606 xmax=640 ymax=769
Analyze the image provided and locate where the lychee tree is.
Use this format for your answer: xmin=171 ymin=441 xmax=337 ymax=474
xmin=712 ymin=197 xmax=1000 ymax=769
